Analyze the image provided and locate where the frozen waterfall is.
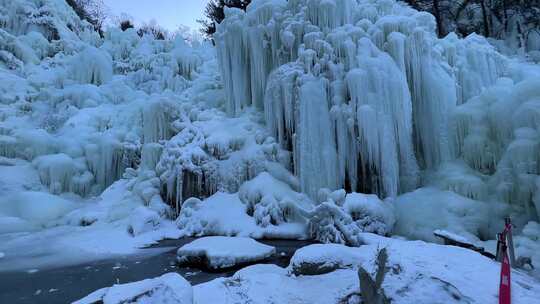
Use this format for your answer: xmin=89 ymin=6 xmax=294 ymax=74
xmin=215 ymin=0 xmax=511 ymax=203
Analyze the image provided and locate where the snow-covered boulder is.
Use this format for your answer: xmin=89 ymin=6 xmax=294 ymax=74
xmin=74 ymin=273 xmax=193 ymax=304
xmin=176 ymin=236 xmax=275 ymax=270
xmin=289 ymin=243 xmax=364 ymax=276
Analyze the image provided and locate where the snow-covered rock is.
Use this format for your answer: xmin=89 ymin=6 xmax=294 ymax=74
xmin=176 ymin=236 xmax=276 ymax=269
xmin=289 ymin=243 xmax=364 ymax=275
xmin=74 ymin=273 xmax=193 ymax=304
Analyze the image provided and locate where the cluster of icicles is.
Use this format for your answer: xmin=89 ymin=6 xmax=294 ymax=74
xmin=215 ymin=0 xmax=509 ymax=202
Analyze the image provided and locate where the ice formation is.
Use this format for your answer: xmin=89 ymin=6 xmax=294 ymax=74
xmin=215 ymin=0 xmax=506 ymax=200
xmin=0 ymin=0 xmax=293 ymax=216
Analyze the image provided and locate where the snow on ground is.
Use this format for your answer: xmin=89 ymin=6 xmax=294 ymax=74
xmin=195 ymin=265 xmax=359 ymax=304
xmin=74 ymin=273 xmax=193 ymax=304
xmin=76 ymin=236 xmax=540 ymax=304
xmin=197 ymin=237 xmax=540 ymax=303
xmin=1 ymin=0 xmax=540 ymax=296
xmin=0 ymin=179 xmax=180 ymax=272
xmin=177 ymin=236 xmax=276 ymax=269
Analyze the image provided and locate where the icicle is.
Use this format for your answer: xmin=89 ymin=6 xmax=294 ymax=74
xmin=142 ymin=99 xmax=173 ymax=144
xmin=405 ymin=28 xmax=455 ymax=169
xmin=141 ymin=143 xmax=163 ymax=170
xmin=70 ymin=47 xmax=113 ymax=86
xmin=297 ymin=76 xmax=338 ymax=198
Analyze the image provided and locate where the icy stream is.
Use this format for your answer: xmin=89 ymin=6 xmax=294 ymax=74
xmin=0 ymin=238 xmax=313 ymax=304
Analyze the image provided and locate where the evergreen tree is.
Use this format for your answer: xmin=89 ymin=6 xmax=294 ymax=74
xmin=198 ymin=0 xmax=252 ymax=39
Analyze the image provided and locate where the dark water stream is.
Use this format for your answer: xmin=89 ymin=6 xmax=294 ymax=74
xmin=0 ymin=238 xmax=313 ymax=304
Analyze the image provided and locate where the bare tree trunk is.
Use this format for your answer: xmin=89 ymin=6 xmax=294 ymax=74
xmin=454 ymin=0 xmax=473 ymax=36
xmin=480 ymin=0 xmax=491 ymax=37
xmin=503 ymin=0 xmax=509 ymax=36
xmin=404 ymin=0 xmax=419 ymax=10
xmin=433 ymin=0 xmax=445 ymax=37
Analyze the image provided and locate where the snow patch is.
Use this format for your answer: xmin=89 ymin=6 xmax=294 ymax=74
xmin=74 ymin=273 xmax=193 ymax=304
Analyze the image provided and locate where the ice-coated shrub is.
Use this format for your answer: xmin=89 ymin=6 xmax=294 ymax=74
xmin=343 ymin=193 xmax=395 ymax=236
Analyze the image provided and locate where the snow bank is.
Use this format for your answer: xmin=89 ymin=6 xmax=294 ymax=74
xmin=196 ymin=264 xmax=359 ymax=304
xmin=0 ymin=191 xmax=76 ymax=231
xmin=74 ymin=273 xmax=192 ymax=304
xmin=73 ymin=236 xmax=540 ymax=303
xmin=176 ymin=236 xmax=275 ymax=269
xmin=394 ymin=188 xmax=489 ymax=243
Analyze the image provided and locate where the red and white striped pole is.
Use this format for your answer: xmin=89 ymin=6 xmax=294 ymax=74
xmin=498 ymin=219 xmax=513 ymax=304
